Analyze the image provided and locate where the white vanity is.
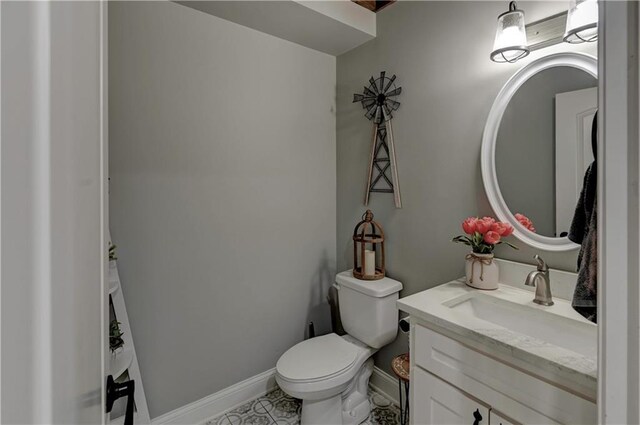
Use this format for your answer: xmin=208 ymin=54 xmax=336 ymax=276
xmin=397 ymin=259 xmax=597 ymax=425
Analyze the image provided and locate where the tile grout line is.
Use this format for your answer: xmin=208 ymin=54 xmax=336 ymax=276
xmin=258 ymin=399 xmax=277 ymax=424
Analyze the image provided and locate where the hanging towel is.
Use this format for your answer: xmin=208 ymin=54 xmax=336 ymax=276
xmin=568 ymin=112 xmax=598 ymax=323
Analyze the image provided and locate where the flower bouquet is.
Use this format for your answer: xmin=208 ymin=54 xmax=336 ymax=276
xmin=453 ymin=216 xmax=518 ymax=290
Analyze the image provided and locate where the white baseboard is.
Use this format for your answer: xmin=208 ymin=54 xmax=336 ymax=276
xmin=152 ymin=368 xmax=277 ymax=425
xmin=152 ymin=365 xmax=399 ymax=424
xmin=370 ymin=366 xmax=400 ymax=406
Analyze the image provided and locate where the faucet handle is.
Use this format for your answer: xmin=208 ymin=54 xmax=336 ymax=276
xmin=534 ymin=255 xmax=548 ymax=272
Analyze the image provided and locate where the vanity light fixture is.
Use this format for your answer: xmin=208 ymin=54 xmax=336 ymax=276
xmin=563 ymin=0 xmax=598 ymax=43
xmin=490 ymin=0 xmax=599 ymax=64
xmin=490 ymin=1 xmax=530 ymax=63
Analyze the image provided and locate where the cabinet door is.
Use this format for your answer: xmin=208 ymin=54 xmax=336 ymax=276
xmin=489 ymin=410 xmax=517 ymax=425
xmin=413 ymin=367 xmax=489 ymax=425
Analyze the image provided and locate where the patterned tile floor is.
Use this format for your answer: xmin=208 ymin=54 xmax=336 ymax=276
xmin=205 ymin=386 xmax=400 ymax=425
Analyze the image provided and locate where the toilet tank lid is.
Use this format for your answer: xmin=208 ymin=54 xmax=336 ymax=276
xmin=335 ymin=270 xmax=403 ymax=297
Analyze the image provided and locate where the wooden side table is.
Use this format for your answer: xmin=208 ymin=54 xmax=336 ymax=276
xmin=391 ymin=353 xmax=410 ymax=425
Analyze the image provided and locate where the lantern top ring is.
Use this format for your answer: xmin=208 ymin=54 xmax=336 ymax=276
xmin=352 ymin=210 xmax=385 ymax=241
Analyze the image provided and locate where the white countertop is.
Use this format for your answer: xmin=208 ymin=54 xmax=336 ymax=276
xmin=398 ymin=277 xmax=597 ymax=400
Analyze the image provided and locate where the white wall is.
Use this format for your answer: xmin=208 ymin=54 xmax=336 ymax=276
xmin=108 ymin=1 xmax=336 ymax=417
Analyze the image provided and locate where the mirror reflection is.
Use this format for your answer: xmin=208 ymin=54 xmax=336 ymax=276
xmin=495 ymin=66 xmax=597 ymax=238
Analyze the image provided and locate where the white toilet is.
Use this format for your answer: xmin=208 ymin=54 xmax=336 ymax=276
xmin=276 ymin=270 xmax=403 ymax=425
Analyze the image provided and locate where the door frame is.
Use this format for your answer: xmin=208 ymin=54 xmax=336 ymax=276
xmin=1 ymin=0 xmax=109 ymax=423
xmin=598 ymin=1 xmax=640 ymax=424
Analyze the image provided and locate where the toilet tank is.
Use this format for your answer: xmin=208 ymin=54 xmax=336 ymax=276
xmin=335 ymin=271 xmax=403 ymax=349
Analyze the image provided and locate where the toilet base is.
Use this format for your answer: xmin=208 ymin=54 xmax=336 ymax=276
xmin=301 ymin=395 xmax=343 ymax=425
xmin=341 ymin=358 xmax=374 ymax=425
xmin=299 ymin=358 xmax=374 ymax=425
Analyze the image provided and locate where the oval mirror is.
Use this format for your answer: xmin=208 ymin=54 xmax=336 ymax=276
xmin=481 ymin=53 xmax=597 ymax=251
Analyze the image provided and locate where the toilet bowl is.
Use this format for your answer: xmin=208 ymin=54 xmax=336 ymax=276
xmin=276 ymin=271 xmax=403 ymax=425
xmin=276 ymin=334 xmax=375 ymax=425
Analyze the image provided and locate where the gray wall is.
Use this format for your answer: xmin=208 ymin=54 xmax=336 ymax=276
xmin=109 ymin=2 xmax=336 ymax=417
xmin=336 ymin=1 xmax=597 ymax=376
xmin=496 ymin=67 xmax=596 ymax=237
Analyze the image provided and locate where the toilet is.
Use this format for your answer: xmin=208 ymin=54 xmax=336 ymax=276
xmin=276 ymin=270 xmax=403 ymax=425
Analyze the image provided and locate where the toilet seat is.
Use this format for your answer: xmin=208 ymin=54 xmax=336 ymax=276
xmin=276 ymin=334 xmax=360 ymax=383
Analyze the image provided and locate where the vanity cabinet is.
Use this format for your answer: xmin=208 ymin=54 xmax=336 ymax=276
xmin=413 ymin=367 xmax=489 ymax=425
xmin=490 ymin=411 xmax=516 ymax=425
xmin=410 ymin=324 xmax=596 ymax=425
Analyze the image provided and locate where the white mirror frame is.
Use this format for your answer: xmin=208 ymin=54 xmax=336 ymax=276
xmin=481 ymin=52 xmax=598 ymax=252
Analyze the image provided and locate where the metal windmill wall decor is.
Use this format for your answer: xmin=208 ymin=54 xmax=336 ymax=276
xmin=353 ymin=71 xmax=402 ymax=208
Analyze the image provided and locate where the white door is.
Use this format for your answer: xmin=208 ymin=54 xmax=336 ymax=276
xmin=555 ymin=87 xmax=597 ymax=237
xmin=412 ymin=367 xmax=489 ymax=425
xmin=1 ymin=1 xmax=108 ymax=423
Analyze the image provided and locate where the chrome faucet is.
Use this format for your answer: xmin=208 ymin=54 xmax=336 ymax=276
xmin=525 ymin=255 xmax=554 ymax=306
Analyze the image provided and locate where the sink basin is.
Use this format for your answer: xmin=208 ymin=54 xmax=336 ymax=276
xmin=444 ymin=292 xmax=597 ymax=359
xmin=396 ymin=265 xmax=598 ymax=399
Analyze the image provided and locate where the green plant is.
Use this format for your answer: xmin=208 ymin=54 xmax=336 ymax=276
xmin=109 ymin=242 xmax=117 ymax=261
xmin=109 ymin=320 xmax=124 ymax=353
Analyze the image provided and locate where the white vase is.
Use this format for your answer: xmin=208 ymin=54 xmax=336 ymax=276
xmin=465 ymin=252 xmax=499 ymax=290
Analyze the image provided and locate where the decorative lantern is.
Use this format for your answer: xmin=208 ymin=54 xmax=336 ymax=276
xmin=352 ymin=210 xmax=385 ymax=280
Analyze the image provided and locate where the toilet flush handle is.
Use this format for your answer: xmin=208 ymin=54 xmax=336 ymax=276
xmin=333 ymin=283 xmax=341 ymax=291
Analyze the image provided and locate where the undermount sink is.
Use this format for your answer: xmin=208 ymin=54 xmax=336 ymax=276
xmin=396 ymin=260 xmax=598 ymax=399
xmin=444 ymin=292 xmax=597 ymax=359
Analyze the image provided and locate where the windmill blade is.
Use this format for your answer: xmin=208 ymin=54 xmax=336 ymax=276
xmin=362 ymin=98 xmax=376 ymax=108
xmin=383 ymin=74 xmax=396 ymax=93
xmin=374 ymin=105 xmax=382 ymax=123
xmin=365 ymin=103 xmax=378 ymax=120
xmin=365 ymin=106 xmax=376 ymax=121
xmin=382 ymin=103 xmax=392 ymax=117
xmin=386 ymin=98 xmax=401 ymax=111
xmin=354 ymin=93 xmax=375 ymax=103
xmin=385 ymin=87 xmax=402 ymax=97
xmin=363 ymin=86 xmax=377 ymax=97
xmin=368 ymin=77 xmax=379 ymax=94
xmin=379 ymin=71 xmax=386 ymax=92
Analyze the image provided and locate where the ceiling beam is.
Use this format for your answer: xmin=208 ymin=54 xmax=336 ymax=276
xmin=352 ymin=1 xmax=395 ymax=13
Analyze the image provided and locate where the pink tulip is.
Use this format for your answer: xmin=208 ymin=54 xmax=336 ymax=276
xmin=462 ymin=217 xmax=478 ymax=235
xmin=492 ymin=222 xmax=514 ymax=237
xmin=483 ymin=230 xmax=501 ymax=245
xmin=515 ymin=213 xmax=536 ymax=232
xmin=476 ymin=218 xmax=494 ymax=234
xmin=481 ymin=216 xmax=496 ymax=225
xmin=501 ymin=223 xmax=514 ymax=236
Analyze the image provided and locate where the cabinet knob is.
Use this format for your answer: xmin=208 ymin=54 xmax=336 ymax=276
xmin=472 ymin=408 xmax=482 ymax=425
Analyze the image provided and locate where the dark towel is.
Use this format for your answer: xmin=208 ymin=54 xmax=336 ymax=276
xmin=568 ymin=162 xmax=597 ymax=322
xmin=569 ymin=113 xmax=598 ymax=323
xmin=568 ymin=162 xmax=597 ymax=247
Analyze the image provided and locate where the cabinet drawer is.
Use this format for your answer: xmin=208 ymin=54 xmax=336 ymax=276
xmin=412 ymin=367 xmax=489 ymax=425
xmin=413 ymin=324 xmax=596 ymax=424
